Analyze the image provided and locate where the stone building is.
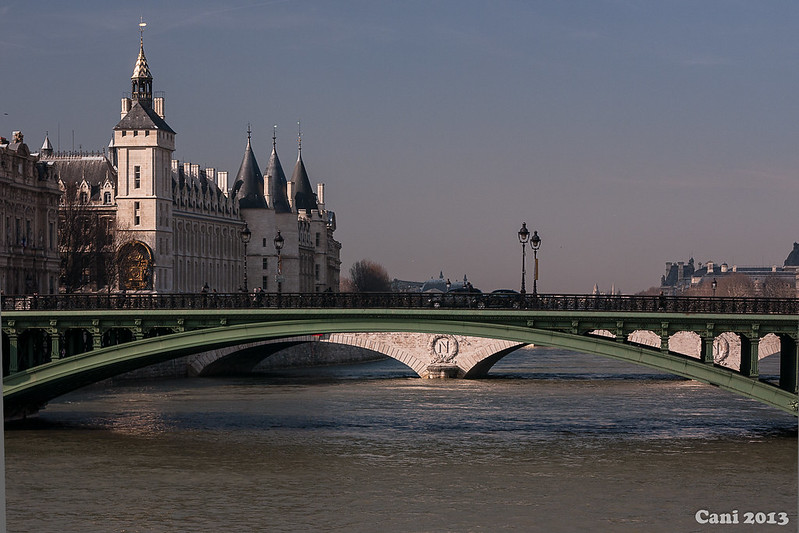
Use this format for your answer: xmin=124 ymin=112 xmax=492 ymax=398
xmin=660 ymin=248 xmax=799 ymax=297
xmin=42 ymin=30 xmax=340 ymax=294
xmin=0 ymin=131 xmax=61 ymax=294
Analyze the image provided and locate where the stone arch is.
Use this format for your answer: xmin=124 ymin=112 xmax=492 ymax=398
xmin=118 ymin=240 xmax=154 ymax=291
xmin=186 ymin=333 xmax=525 ymax=379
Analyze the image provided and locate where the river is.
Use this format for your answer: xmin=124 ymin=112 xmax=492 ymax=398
xmin=5 ymin=347 xmax=797 ymax=532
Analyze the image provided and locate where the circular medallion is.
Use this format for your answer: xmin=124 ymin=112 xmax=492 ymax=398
xmin=429 ymin=335 xmax=459 ymax=363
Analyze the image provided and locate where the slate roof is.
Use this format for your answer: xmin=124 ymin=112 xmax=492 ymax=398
xmin=114 ymin=101 xmax=175 ymax=134
xmin=785 ymin=243 xmax=799 ymax=267
xmin=265 ymin=142 xmax=292 ymax=213
xmin=48 ymin=157 xmax=117 ymax=188
xmin=233 ymin=136 xmax=268 ymax=209
xmin=291 ymin=150 xmax=318 ymax=212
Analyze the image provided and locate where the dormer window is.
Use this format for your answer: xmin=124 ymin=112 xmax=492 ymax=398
xmin=104 ymin=191 xmax=112 ymax=205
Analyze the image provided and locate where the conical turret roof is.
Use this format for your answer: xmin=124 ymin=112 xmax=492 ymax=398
xmin=234 ymin=134 xmax=268 ymax=209
xmin=291 ymin=149 xmax=318 ymax=212
xmin=265 ymin=134 xmax=292 ymax=213
xmin=41 ymin=133 xmax=53 ymax=154
xmin=132 ymin=38 xmax=152 ymax=80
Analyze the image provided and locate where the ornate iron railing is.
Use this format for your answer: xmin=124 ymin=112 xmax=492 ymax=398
xmin=1 ymin=292 xmax=797 ymax=314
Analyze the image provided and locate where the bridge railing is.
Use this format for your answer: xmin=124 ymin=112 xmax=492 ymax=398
xmin=1 ymin=292 xmax=797 ymax=314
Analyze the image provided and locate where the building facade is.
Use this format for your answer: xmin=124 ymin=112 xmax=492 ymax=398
xmin=0 ymin=132 xmax=61 ymax=294
xmin=660 ymin=250 xmax=799 ymax=297
xmin=42 ymin=32 xmax=340 ymax=294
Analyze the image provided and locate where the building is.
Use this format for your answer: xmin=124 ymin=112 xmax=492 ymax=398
xmin=660 ymin=247 xmax=799 ymax=297
xmin=43 ymin=29 xmax=340 ymax=294
xmin=0 ymin=131 xmax=61 ymax=294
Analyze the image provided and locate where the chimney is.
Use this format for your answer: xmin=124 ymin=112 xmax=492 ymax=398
xmin=217 ymin=171 xmax=228 ymax=192
xmin=153 ymin=96 xmax=165 ymax=119
xmin=121 ymin=97 xmax=132 ymax=119
xmin=317 ymin=183 xmax=325 ymax=207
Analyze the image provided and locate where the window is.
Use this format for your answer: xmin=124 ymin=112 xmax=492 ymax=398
xmin=122 ymin=131 xmax=126 ymax=137
xmin=104 ymin=191 xmax=111 ymax=204
xmin=134 ymin=166 xmax=141 ymax=188
xmin=133 ymin=130 xmax=138 ymax=137
xmin=262 ymin=276 xmax=269 ymax=290
xmin=262 ymin=238 xmax=267 ymax=247
xmin=134 ymin=201 xmax=141 ymax=226
xmin=80 ymin=192 xmax=88 ymax=204
xmin=262 ymin=257 xmax=268 ymax=270
xmin=315 ymin=233 xmax=320 ymax=247
xmin=315 ymin=263 xmax=320 ymax=281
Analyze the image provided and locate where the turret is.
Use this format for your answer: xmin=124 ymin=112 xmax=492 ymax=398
xmin=264 ymin=128 xmax=292 ymax=213
xmin=233 ymin=128 xmax=268 ymax=209
xmin=290 ymin=129 xmax=318 ymax=213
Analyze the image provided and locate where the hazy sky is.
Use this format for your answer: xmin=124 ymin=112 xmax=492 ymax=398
xmin=2 ymin=1 xmax=796 ymax=293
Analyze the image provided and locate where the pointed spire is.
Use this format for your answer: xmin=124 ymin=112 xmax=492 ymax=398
xmin=41 ymin=131 xmax=53 ymax=156
xmin=233 ymin=127 xmax=267 ymax=209
xmin=265 ymin=127 xmax=292 ymax=213
xmin=131 ymin=18 xmax=153 ymax=106
xmin=291 ymin=123 xmax=318 ymax=213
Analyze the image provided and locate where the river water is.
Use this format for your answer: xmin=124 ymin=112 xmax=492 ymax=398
xmin=5 ymin=347 xmax=797 ymax=532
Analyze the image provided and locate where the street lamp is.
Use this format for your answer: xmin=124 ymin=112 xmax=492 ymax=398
xmin=274 ymin=230 xmax=284 ymax=294
xmin=711 ymin=278 xmax=717 ymax=297
xmin=239 ymin=222 xmax=252 ymax=292
xmin=530 ymin=230 xmax=541 ymax=297
xmin=518 ymin=223 xmax=530 ymax=294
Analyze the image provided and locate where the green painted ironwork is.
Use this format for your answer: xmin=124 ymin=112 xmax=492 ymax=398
xmin=3 ymin=308 xmax=798 ymax=417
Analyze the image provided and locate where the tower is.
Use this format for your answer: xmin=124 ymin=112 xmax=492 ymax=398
xmin=112 ymin=24 xmax=176 ymax=291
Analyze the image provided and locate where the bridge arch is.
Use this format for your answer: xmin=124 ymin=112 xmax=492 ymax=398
xmin=4 ymin=317 xmax=797 ymax=416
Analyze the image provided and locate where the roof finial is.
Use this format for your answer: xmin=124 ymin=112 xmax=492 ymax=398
xmin=273 ymin=124 xmax=277 ymax=149
xmin=247 ymin=122 xmax=251 ymax=140
xmin=139 ymin=17 xmax=147 ymax=44
xmin=297 ymin=120 xmax=302 ymax=153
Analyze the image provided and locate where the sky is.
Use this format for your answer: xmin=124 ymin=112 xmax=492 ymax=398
xmin=1 ymin=1 xmax=796 ymax=294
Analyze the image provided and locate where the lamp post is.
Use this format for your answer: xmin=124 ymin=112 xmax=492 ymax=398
xmin=274 ymin=230 xmax=284 ymax=294
xmin=711 ymin=278 xmax=717 ymax=297
xmin=518 ymin=223 xmax=530 ymax=294
xmin=239 ymin=222 xmax=252 ymax=292
xmin=530 ymin=230 xmax=541 ymax=297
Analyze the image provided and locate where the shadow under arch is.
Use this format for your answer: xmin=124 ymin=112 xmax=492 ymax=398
xmin=4 ymin=318 xmax=797 ymax=416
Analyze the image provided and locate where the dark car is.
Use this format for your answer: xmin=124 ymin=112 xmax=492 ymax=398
xmin=488 ymin=289 xmax=522 ymax=309
xmin=444 ymin=286 xmax=485 ymax=308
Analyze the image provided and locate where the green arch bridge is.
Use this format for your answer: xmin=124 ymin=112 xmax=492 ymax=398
xmin=2 ymin=292 xmax=797 ymax=418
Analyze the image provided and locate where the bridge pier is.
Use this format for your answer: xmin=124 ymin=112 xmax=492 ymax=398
xmin=779 ymin=335 xmax=798 ymax=394
xmin=7 ymin=332 xmax=18 ymax=374
xmin=739 ymin=334 xmax=759 ymax=378
xmin=700 ymin=326 xmax=715 ymax=364
xmin=48 ymin=321 xmax=60 ymax=361
xmin=425 ymin=363 xmax=461 ymax=378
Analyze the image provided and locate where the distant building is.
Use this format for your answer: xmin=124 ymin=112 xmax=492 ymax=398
xmin=392 ymin=271 xmax=476 ymax=293
xmin=660 ymin=246 xmax=799 ymax=297
xmin=0 ymin=131 xmax=61 ymax=294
